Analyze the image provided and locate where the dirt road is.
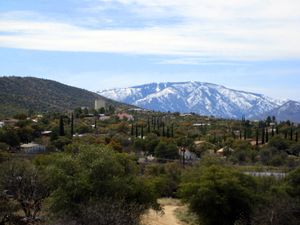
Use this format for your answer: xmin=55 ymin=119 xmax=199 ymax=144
xmin=142 ymin=203 xmax=183 ymax=225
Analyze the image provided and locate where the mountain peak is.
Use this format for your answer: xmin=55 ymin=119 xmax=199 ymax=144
xmin=98 ymin=81 xmax=289 ymax=119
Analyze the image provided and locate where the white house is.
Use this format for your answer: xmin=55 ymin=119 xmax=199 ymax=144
xmin=179 ymin=148 xmax=198 ymax=161
xmin=21 ymin=143 xmax=46 ymax=154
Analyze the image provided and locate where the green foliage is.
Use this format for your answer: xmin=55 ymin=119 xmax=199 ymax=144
xmin=38 ymin=145 xmax=158 ymax=223
xmin=154 ymin=141 xmax=179 ymax=162
xmin=144 ymin=162 xmax=182 ymax=197
xmin=144 ymin=133 xmax=160 ymax=154
xmin=0 ymin=127 xmax=20 ymax=147
xmin=259 ymin=147 xmax=287 ymax=166
xmin=289 ymin=143 xmax=300 ymax=156
xmin=180 ymin=165 xmax=257 ymax=225
xmin=268 ymin=136 xmax=290 ymax=150
xmin=286 ymin=167 xmax=300 ymax=199
xmin=51 ymin=136 xmax=72 ymax=150
xmin=133 ymin=138 xmax=146 ymax=151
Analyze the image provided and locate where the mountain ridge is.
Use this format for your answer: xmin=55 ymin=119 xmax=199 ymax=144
xmin=99 ymin=81 xmax=295 ymax=120
xmin=256 ymin=100 xmax=300 ymax=123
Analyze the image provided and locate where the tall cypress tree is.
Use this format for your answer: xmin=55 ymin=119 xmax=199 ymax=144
xmin=162 ymin=123 xmax=165 ymax=137
xmin=135 ymin=124 xmax=138 ymax=138
xmin=171 ymin=124 xmax=174 ymax=138
xmin=290 ymin=128 xmax=293 ymax=141
xmin=147 ymin=117 xmax=151 ymax=133
xmin=265 ymin=128 xmax=269 ymax=143
xmin=141 ymin=125 xmax=144 ymax=139
xmin=131 ymin=124 xmax=134 ymax=136
xmin=59 ymin=116 xmax=65 ymax=136
xmin=271 ymin=126 xmax=274 ymax=137
xmin=244 ymin=129 xmax=247 ymax=140
xmin=70 ymin=113 xmax=74 ymax=137
xmin=296 ymin=132 xmax=298 ymax=142
xmin=166 ymin=127 xmax=170 ymax=138
xmin=261 ymin=128 xmax=265 ymax=145
xmin=256 ymin=129 xmax=259 ymax=146
xmin=285 ymin=131 xmax=288 ymax=139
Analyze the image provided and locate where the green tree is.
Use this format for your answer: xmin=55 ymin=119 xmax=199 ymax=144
xmin=0 ymin=127 xmax=20 ymax=147
xmin=59 ymin=116 xmax=65 ymax=136
xmin=40 ymin=145 xmax=158 ymax=224
xmin=145 ymin=134 xmax=160 ymax=155
xmin=70 ymin=113 xmax=74 ymax=137
xmin=286 ymin=167 xmax=300 ymax=199
xmin=154 ymin=141 xmax=178 ymax=162
xmin=180 ymin=165 xmax=257 ymax=225
xmin=268 ymin=136 xmax=290 ymax=151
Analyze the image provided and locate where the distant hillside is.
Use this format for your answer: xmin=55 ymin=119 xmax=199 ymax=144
xmin=0 ymin=76 xmax=120 ymax=117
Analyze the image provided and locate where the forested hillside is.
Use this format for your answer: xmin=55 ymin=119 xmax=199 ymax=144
xmin=0 ymin=76 xmax=118 ymax=117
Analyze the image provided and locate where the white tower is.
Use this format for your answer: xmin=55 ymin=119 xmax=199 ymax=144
xmin=95 ymin=99 xmax=106 ymax=110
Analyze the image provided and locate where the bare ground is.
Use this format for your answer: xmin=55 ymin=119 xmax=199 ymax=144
xmin=142 ymin=199 xmax=185 ymax=225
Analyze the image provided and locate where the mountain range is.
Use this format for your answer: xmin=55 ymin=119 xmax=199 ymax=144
xmin=99 ymin=81 xmax=300 ymax=122
xmin=0 ymin=76 xmax=122 ymax=117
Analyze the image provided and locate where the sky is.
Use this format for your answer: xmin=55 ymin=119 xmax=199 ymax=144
xmin=0 ymin=0 xmax=300 ymax=100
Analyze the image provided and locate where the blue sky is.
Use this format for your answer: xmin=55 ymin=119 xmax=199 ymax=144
xmin=0 ymin=0 xmax=300 ymax=100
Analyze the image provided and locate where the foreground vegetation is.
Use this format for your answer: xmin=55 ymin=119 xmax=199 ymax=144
xmin=0 ymin=108 xmax=299 ymax=225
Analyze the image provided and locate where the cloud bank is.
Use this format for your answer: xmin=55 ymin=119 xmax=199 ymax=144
xmin=0 ymin=0 xmax=300 ymax=60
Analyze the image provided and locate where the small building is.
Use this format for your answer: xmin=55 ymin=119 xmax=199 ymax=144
xmin=179 ymin=149 xmax=198 ymax=161
xmin=3 ymin=119 xmax=19 ymax=126
xmin=128 ymin=108 xmax=143 ymax=112
xmin=180 ymin=113 xmax=192 ymax=117
xmin=41 ymin=131 xmax=52 ymax=136
xmin=117 ymin=112 xmax=134 ymax=121
xmin=99 ymin=115 xmax=111 ymax=121
xmin=95 ymin=99 xmax=106 ymax=110
xmin=193 ymin=123 xmax=211 ymax=127
xmin=194 ymin=140 xmax=206 ymax=145
xmin=0 ymin=121 xmax=4 ymax=128
xmin=20 ymin=143 xmax=46 ymax=154
xmin=216 ymin=147 xmax=234 ymax=156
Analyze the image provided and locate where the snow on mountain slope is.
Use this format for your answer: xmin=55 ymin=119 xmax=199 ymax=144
xmin=257 ymin=101 xmax=300 ymax=123
xmin=98 ymin=81 xmax=285 ymax=119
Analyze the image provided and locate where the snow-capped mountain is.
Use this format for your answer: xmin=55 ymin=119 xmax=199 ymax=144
xmin=98 ymin=81 xmax=287 ymax=119
xmin=257 ymin=101 xmax=300 ymax=123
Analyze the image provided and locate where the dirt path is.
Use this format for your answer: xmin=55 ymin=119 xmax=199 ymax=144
xmin=142 ymin=204 xmax=183 ymax=225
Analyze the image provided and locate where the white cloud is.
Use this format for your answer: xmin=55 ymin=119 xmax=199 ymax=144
xmin=0 ymin=0 xmax=300 ymax=60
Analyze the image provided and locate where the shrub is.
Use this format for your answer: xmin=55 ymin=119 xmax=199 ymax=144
xmin=180 ymin=165 xmax=257 ymax=225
